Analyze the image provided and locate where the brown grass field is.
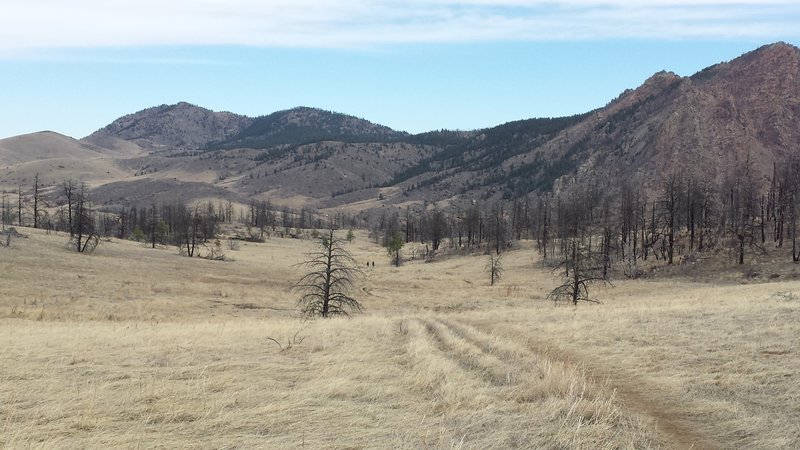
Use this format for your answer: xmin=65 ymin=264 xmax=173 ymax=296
xmin=1 ymin=227 xmax=798 ymax=449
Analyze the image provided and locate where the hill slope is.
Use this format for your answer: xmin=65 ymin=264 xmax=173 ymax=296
xmin=3 ymin=43 xmax=800 ymax=209
xmin=400 ymin=42 xmax=800 ymax=203
xmin=0 ymin=131 xmax=127 ymax=189
xmin=84 ymin=102 xmax=253 ymax=152
xmin=210 ymin=107 xmax=407 ymax=150
xmin=0 ymin=131 xmax=111 ymax=165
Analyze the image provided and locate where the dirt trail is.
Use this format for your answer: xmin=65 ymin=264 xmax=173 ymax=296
xmin=466 ymin=319 xmax=730 ymax=450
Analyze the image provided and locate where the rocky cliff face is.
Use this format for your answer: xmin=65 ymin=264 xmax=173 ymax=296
xmin=469 ymin=42 xmax=800 ymax=199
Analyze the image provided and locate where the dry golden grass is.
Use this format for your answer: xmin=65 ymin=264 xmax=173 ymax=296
xmin=1 ymin=227 xmax=798 ymax=448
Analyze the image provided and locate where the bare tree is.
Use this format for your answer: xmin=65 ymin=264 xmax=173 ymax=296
xmin=174 ymin=204 xmax=202 ymax=257
xmin=548 ymin=239 xmax=610 ymax=306
xmin=778 ymin=155 xmax=800 ymax=262
xmin=32 ymin=173 xmax=41 ymax=229
xmin=17 ymin=183 xmax=25 ymax=227
xmin=486 ymin=253 xmax=503 ymax=286
xmin=536 ymin=194 xmax=551 ymax=259
xmin=792 ymin=197 xmax=800 ymax=263
xmin=488 ymin=201 xmax=508 ymax=255
xmin=428 ymin=206 xmax=447 ymax=252
xmin=464 ymin=203 xmax=482 ymax=248
xmin=293 ymin=228 xmax=363 ymax=318
xmin=1 ymin=189 xmax=9 ymax=231
xmin=72 ymin=182 xmax=98 ymax=253
xmin=660 ymin=173 xmax=682 ymax=265
xmin=63 ymin=179 xmax=77 ymax=235
xmin=149 ymin=203 xmax=166 ymax=249
xmin=723 ymin=153 xmax=763 ymax=264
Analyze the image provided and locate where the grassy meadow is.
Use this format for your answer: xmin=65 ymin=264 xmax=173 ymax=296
xmin=1 ymin=227 xmax=798 ymax=449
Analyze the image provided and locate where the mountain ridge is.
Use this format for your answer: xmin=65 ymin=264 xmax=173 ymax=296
xmin=208 ymin=106 xmax=408 ymax=150
xmin=1 ymin=42 xmax=798 ymax=212
xmin=84 ymin=102 xmax=254 ymax=152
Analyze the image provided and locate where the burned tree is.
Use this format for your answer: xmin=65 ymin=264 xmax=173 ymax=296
xmin=548 ymin=238 xmax=611 ymax=306
xmin=722 ymin=154 xmax=763 ymax=264
xmin=32 ymin=173 xmax=41 ymax=229
xmin=1 ymin=189 xmax=10 ymax=231
xmin=72 ymin=182 xmax=98 ymax=253
xmin=660 ymin=173 xmax=682 ymax=265
xmin=175 ymin=205 xmax=202 ymax=257
xmin=488 ymin=201 xmax=509 ymax=255
xmin=17 ymin=183 xmax=25 ymax=227
xmin=62 ymin=180 xmax=75 ymax=235
xmin=486 ymin=253 xmax=503 ymax=286
xmin=792 ymin=191 xmax=800 ymax=263
xmin=293 ymin=228 xmax=363 ymax=318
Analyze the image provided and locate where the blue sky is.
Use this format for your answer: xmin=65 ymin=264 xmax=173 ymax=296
xmin=1 ymin=1 xmax=799 ymax=138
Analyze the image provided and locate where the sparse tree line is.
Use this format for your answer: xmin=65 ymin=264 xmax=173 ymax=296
xmin=116 ymin=203 xmax=221 ymax=256
xmin=4 ymin=176 xmax=225 ymax=256
xmin=244 ymin=200 xmax=342 ymax=239
xmin=367 ymin=200 xmax=518 ymax=264
xmin=575 ymin=152 xmax=800 ymax=270
xmin=365 ymin=151 xmax=800 ymax=296
xmin=5 ymin=149 xmax=797 ymax=316
xmin=6 ymin=149 xmax=798 ymax=282
xmin=2 ymin=177 xmax=99 ymax=253
xmin=4 ymin=176 xmax=359 ymax=258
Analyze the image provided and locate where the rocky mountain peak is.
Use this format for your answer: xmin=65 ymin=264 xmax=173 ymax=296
xmin=84 ymin=102 xmax=253 ymax=151
xmin=692 ymin=41 xmax=800 ymax=86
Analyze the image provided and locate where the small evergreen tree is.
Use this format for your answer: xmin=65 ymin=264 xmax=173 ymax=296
xmin=386 ymin=231 xmax=404 ymax=267
xmin=131 ymin=226 xmax=146 ymax=242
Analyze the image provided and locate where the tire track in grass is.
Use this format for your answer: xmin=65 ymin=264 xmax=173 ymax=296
xmin=421 ymin=318 xmax=590 ymax=394
xmin=436 ymin=318 xmax=515 ymax=360
xmin=433 ymin=318 xmax=534 ymax=387
xmin=467 ymin=319 xmax=729 ymax=450
xmin=411 ymin=316 xmax=665 ymax=448
xmin=418 ymin=318 xmax=509 ymax=387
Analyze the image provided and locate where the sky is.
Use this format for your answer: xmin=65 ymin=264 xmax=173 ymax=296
xmin=1 ymin=1 xmax=799 ymax=138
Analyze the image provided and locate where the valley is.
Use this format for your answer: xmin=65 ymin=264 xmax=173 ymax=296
xmin=3 ymin=43 xmax=800 ymax=214
xmin=2 ymin=40 xmax=800 ymax=449
xmin=1 ymin=227 xmax=798 ymax=448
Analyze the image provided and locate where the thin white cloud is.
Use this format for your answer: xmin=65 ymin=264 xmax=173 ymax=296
xmin=1 ymin=0 xmax=798 ymax=54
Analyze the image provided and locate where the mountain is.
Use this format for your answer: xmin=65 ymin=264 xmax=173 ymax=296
xmin=0 ymin=131 xmax=128 ymax=188
xmin=209 ymin=107 xmax=407 ymax=150
xmin=84 ymin=102 xmax=405 ymax=154
xmin=563 ymin=42 xmax=800 ymax=188
xmin=0 ymin=131 xmax=111 ymax=165
xmin=84 ymin=102 xmax=253 ymax=152
xmin=398 ymin=42 xmax=800 ymax=202
xmin=386 ymin=114 xmax=589 ymax=198
xmin=3 ymin=42 xmax=799 ymax=211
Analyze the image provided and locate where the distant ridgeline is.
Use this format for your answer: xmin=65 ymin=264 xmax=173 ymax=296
xmin=3 ymin=43 xmax=800 ymax=267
